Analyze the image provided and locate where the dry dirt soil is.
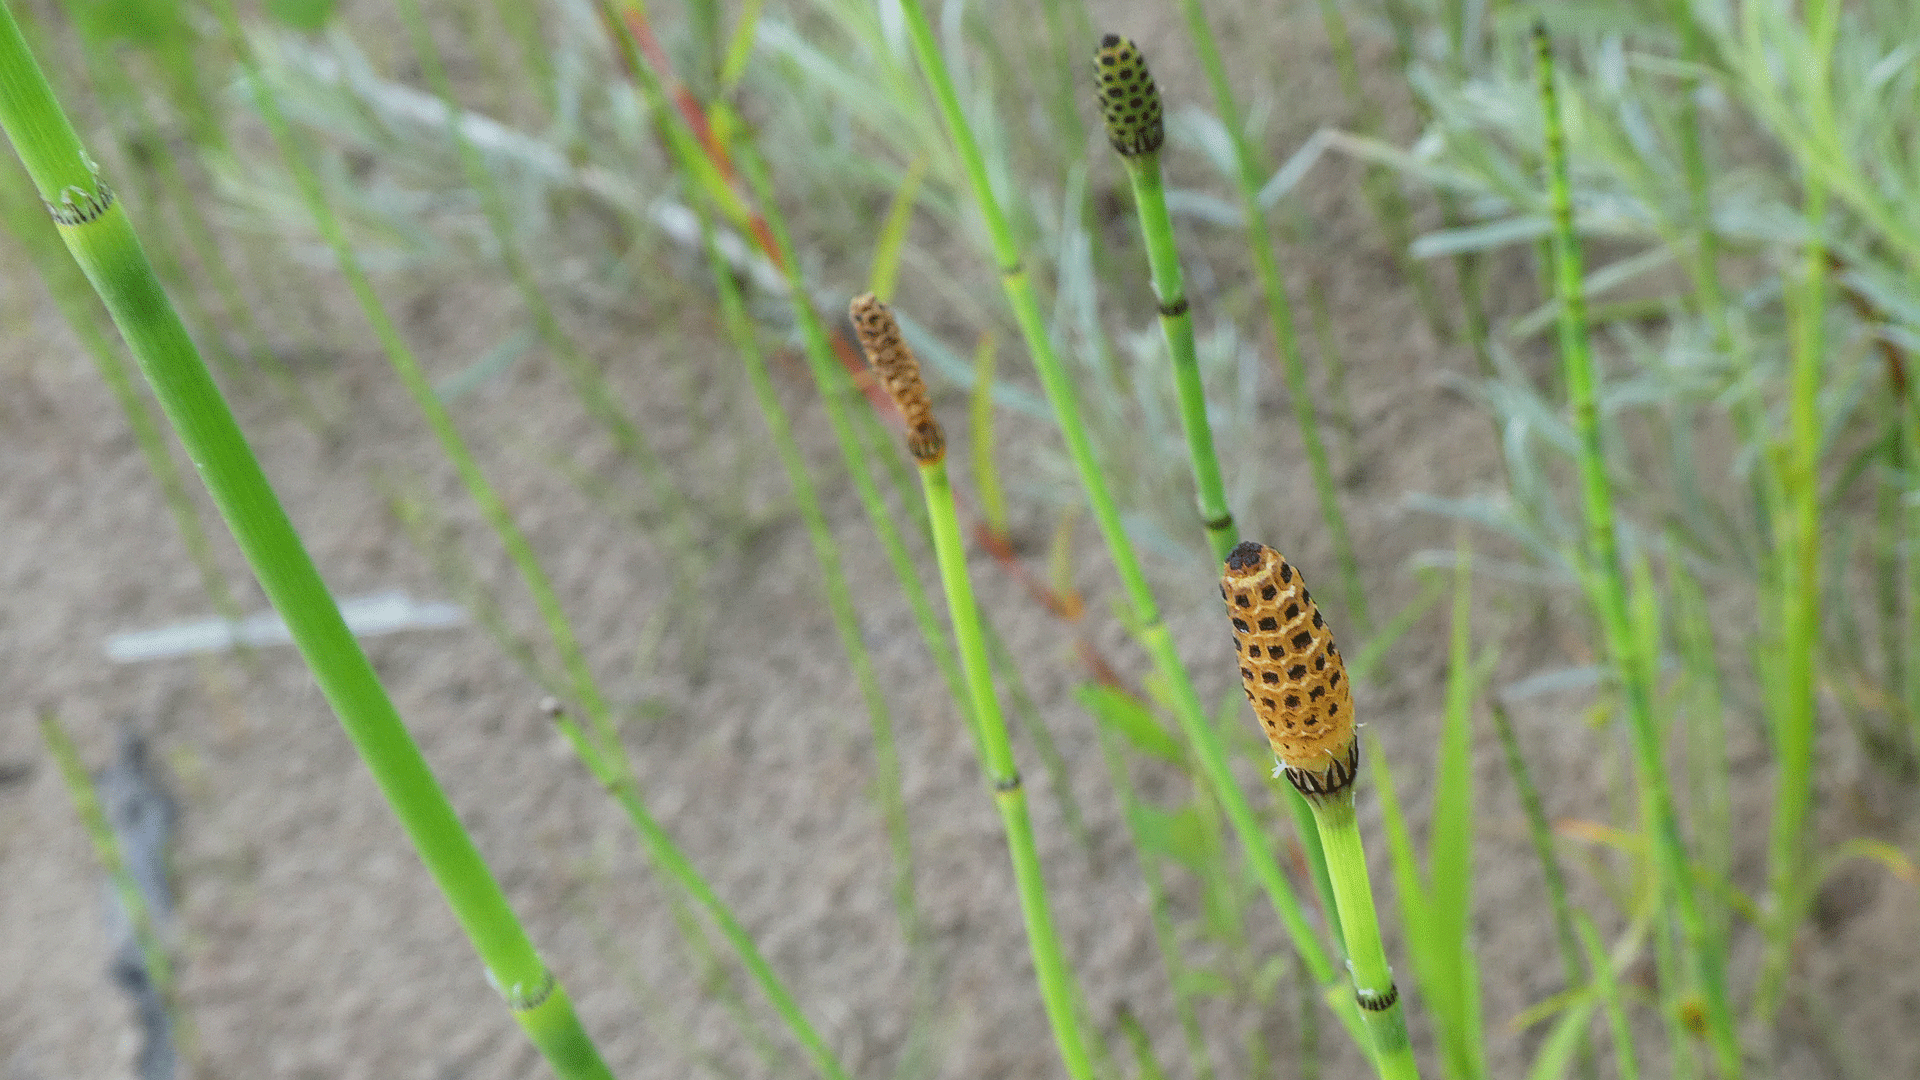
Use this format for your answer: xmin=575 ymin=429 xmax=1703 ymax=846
xmin=3 ymin=4 xmax=1917 ymax=1080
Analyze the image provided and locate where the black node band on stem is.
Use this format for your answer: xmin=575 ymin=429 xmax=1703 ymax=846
xmin=993 ymin=771 xmax=1023 ymax=793
xmin=45 ymin=183 xmax=114 ymax=226
xmin=1357 ymin=982 xmax=1399 ymax=1012
xmin=1202 ymin=512 xmax=1235 ymax=531
xmin=503 ymin=969 xmax=556 ymax=1012
xmin=1158 ymin=297 xmax=1189 ymax=318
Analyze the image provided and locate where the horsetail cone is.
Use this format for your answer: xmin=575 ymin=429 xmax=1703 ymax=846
xmin=1222 ymin=541 xmax=1359 ymax=800
xmin=1093 ymin=34 xmax=1164 ymax=158
xmin=850 ymin=293 xmax=945 ymax=464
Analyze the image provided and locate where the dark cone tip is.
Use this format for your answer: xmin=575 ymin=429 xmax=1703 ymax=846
xmin=1100 ymin=32 xmax=1122 ymax=49
xmin=1225 ymin=541 xmax=1266 ymax=572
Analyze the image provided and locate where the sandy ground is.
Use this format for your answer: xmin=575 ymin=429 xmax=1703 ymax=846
xmin=4 ymin=4 xmax=1918 ymax=1079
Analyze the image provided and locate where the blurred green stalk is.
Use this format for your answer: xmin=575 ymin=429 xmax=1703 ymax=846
xmin=0 ymin=5 xmax=613 ymax=1074
xmin=1533 ymin=23 xmax=1741 ymax=1077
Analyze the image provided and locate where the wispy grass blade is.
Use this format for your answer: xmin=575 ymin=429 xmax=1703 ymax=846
xmin=1310 ymin=0 xmax=1448 ymax=344
xmin=396 ymin=0 xmax=704 ymax=589
xmin=1576 ymin=916 xmax=1642 ymax=1080
xmin=1427 ymin=545 xmax=1489 ymax=1080
xmin=701 ymin=207 xmax=918 ymax=939
xmin=39 ymin=713 xmax=195 ymax=1070
xmin=1490 ymin=699 xmax=1596 ymax=1080
xmin=210 ymin=7 xmax=849 ymax=1074
xmin=0 ymin=162 xmax=239 ymax=624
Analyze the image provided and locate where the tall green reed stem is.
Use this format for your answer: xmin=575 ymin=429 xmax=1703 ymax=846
xmin=851 ymin=294 xmax=1096 ymax=1080
xmin=895 ymin=0 xmax=1370 ymax=1054
xmin=0 ymin=7 xmax=612 ymax=1073
xmin=1533 ymin=24 xmax=1741 ymax=1076
xmin=1759 ymin=146 xmax=1827 ymax=1019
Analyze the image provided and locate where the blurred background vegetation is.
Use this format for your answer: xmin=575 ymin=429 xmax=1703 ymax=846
xmin=5 ymin=0 xmax=1920 ymax=1078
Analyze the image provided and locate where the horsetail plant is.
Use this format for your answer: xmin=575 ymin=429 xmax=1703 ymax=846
xmin=896 ymin=4 xmax=1371 ymax=1053
xmin=850 ymin=293 xmax=1098 ymax=1080
xmin=1092 ymin=33 xmax=1236 ymax=563
xmin=0 ymin=3 xmax=614 ymax=1076
xmin=1222 ymin=541 xmax=1417 ymax=1080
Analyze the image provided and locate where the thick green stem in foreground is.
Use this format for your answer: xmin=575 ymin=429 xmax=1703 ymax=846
xmin=920 ymin=458 xmax=1095 ymax=1080
xmin=0 ymin=6 xmax=611 ymax=1075
xmin=1311 ymin=791 xmax=1418 ymax=1080
xmin=896 ymin=0 xmax=1369 ymax=1053
xmin=1122 ymin=155 xmax=1234 ymax=563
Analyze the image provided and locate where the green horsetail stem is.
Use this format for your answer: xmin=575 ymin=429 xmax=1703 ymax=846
xmin=1222 ymin=542 xmax=1418 ymax=1080
xmin=894 ymin=3 xmax=1370 ymax=1054
xmin=1532 ymin=23 xmax=1742 ymax=1077
xmin=0 ymin=4 xmax=614 ymax=1075
xmin=1093 ymin=34 xmax=1235 ymax=563
xmin=1149 ymin=11 xmax=1349 ymax=946
xmin=851 ymin=293 xmax=1098 ymax=1080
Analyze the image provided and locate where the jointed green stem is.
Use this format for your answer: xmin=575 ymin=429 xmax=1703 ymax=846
xmin=1119 ymin=149 xmax=1235 ymax=563
xmin=1534 ymin=24 xmax=1741 ymax=1076
xmin=1131 ymin=157 xmax=1234 ymax=562
xmin=1310 ymin=790 xmax=1418 ymax=1080
xmin=897 ymin=0 xmax=1367 ymax=1053
xmin=0 ymin=6 xmax=612 ymax=1073
xmin=919 ymin=457 xmax=1096 ymax=1080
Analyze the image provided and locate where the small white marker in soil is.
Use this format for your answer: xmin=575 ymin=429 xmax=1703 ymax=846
xmin=104 ymin=591 xmax=466 ymax=662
